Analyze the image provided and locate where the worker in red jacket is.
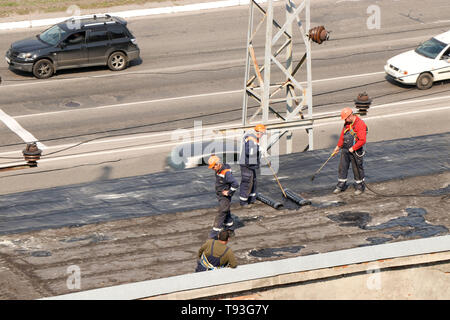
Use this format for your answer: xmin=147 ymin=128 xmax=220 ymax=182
xmin=332 ymin=107 xmax=368 ymax=195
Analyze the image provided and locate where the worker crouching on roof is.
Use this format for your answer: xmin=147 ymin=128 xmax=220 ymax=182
xmin=333 ymin=107 xmax=368 ymax=195
xmin=208 ymin=155 xmax=239 ymax=239
xmin=195 ymin=230 xmax=237 ymax=272
xmin=239 ymin=124 xmax=266 ymax=206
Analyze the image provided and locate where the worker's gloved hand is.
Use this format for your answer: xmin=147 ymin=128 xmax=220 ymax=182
xmin=223 ymin=190 xmax=235 ymax=197
xmin=333 ymin=146 xmax=340 ymax=155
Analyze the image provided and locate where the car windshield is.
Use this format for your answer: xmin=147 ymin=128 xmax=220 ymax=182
xmin=415 ymin=38 xmax=447 ymax=59
xmin=39 ymin=24 xmax=68 ymax=46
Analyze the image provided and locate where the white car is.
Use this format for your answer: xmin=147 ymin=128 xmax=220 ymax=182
xmin=385 ymin=30 xmax=450 ymax=89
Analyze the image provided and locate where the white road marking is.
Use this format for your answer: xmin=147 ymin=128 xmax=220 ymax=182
xmin=1 ymin=93 xmax=449 ymax=160
xmin=10 ymin=133 xmax=245 ymax=165
xmin=432 ymin=20 xmax=450 ymax=24
xmin=336 ymin=0 xmax=362 ymax=3
xmin=14 ymin=89 xmax=241 ymax=119
xmin=11 ymin=71 xmax=386 ymax=120
xmin=314 ymin=94 xmax=450 ymax=117
xmin=1 ymin=66 xmax=384 ymax=92
xmin=0 ymin=59 xmax=246 ymax=89
xmin=42 ymin=105 xmax=450 ymax=162
xmin=0 ymin=109 xmax=46 ymax=150
xmin=311 ymin=71 xmax=384 ymax=84
xmin=313 ymin=105 xmax=450 ymax=129
xmin=372 ymin=95 xmax=450 ymax=110
xmin=1 ymin=104 xmax=448 ymax=166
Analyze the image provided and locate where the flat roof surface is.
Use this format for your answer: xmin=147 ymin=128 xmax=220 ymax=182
xmin=0 ymin=132 xmax=448 ymax=299
xmin=43 ymin=235 xmax=450 ymax=300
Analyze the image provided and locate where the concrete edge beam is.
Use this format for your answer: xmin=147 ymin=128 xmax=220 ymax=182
xmin=146 ymin=251 xmax=450 ymax=299
xmin=42 ymin=235 xmax=450 ymax=300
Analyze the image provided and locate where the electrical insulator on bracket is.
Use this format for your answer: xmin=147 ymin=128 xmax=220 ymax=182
xmin=354 ymin=92 xmax=372 ymax=116
xmin=23 ymin=142 xmax=42 ymax=167
xmin=308 ymin=26 xmax=330 ymax=44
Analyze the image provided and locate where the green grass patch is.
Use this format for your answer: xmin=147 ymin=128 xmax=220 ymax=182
xmin=1 ymin=2 xmax=19 ymax=7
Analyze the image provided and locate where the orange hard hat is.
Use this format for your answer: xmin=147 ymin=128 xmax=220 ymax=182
xmin=340 ymin=107 xmax=353 ymax=120
xmin=255 ymin=124 xmax=266 ymax=133
xmin=208 ymin=155 xmax=220 ymax=169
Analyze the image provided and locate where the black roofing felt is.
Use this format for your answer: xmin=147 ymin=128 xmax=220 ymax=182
xmin=0 ymin=132 xmax=448 ymax=235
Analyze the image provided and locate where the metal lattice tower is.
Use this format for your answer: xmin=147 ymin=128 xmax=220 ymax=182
xmin=242 ymin=0 xmax=328 ymax=152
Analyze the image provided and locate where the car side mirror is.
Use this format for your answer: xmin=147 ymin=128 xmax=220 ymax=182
xmin=58 ymin=42 xmax=66 ymax=49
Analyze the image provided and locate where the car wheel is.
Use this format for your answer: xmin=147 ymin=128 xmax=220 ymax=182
xmin=108 ymin=52 xmax=128 ymax=71
xmin=33 ymin=59 xmax=54 ymax=79
xmin=416 ymin=72 xmax=434 ymax=90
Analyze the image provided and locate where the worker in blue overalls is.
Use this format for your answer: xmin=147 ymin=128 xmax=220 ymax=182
xmin=208 ymin=155 xmax=239 ymax=239
xmin=239 ymin=124 xmax=266 ymax=206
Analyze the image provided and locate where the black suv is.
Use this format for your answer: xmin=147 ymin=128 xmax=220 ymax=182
xmin=5 ymin=14 xmax=140 ymax=79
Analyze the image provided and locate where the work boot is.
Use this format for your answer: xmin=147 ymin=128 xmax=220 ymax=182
xmin=333 ymin=182 xmax=347 ymax=194
xmin=241 ymin=202 xmax=254 ymax=209
xmin=354 ymin=184 xmax=365 ymax=195
xmin=354 ymin=182 xmax=365 ymax=196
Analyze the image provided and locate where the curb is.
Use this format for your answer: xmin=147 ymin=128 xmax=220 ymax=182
xmin=0 ymin=0 xmax=275 ymax=31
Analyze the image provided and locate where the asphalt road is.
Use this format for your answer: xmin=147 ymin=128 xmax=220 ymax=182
xmin=0 ymin=0 xmax=449 ymax=194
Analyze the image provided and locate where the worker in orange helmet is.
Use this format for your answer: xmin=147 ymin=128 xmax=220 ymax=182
xmin=238 ymin=124 xmax=266 ymax=206
xmin=208 ymin=155 xmax=239 ymax=239
xmin=332 ymin=107 xmax=368 ymax=195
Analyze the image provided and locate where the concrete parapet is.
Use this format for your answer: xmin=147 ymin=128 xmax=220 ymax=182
xmin=44 ymin=235 xmax=450 ymax=300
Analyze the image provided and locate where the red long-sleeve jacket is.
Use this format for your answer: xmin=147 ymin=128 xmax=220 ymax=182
xmin=337 ymin=116 xmax=367 ymax=151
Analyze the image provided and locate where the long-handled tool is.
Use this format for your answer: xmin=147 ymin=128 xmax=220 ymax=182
xmin=262 ymin=153 xmax=312 ymax=206
xmin=310 ymin=150 xmax=338 ymax=182
xmin=263 ymin=154 xmax=312 ymax=206
xmin=262 ymin=153 xmax=287 ymax=198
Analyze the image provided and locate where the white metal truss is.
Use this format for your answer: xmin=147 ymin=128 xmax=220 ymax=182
xmin=242 ymin=0 xmax=314 ymax=151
